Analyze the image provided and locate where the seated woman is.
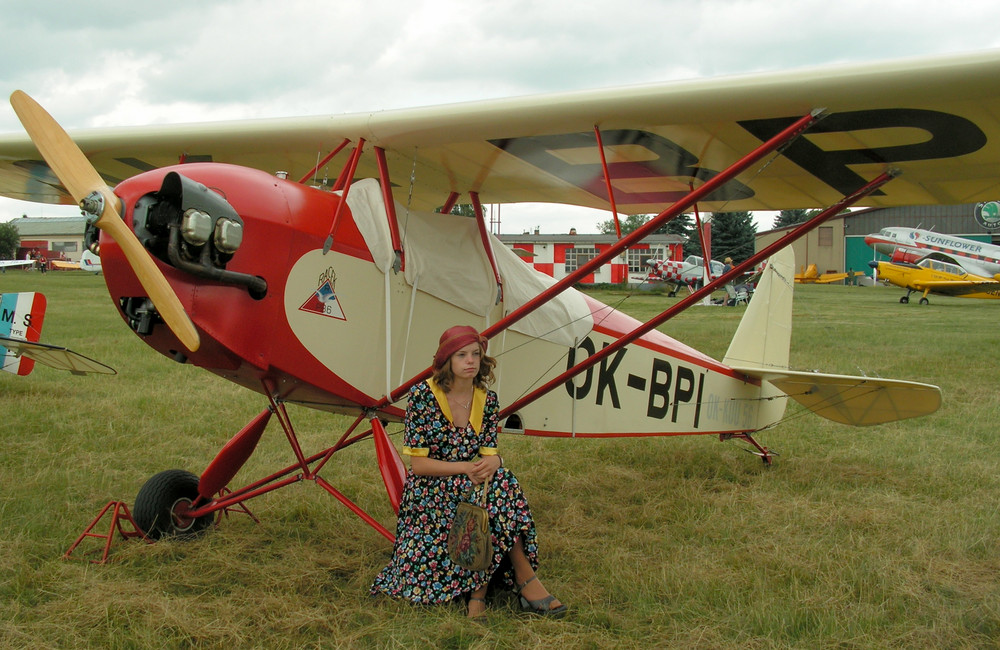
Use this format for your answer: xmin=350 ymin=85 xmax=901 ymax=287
xmin=371 ymin=325 xmax=566 ymax=619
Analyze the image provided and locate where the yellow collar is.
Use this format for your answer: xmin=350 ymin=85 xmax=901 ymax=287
xmin=427 ymin=378 xmax=486 ymax=434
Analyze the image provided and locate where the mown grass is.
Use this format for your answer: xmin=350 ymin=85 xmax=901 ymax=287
xmin=2 ymin=271 xmax=999 ymax=648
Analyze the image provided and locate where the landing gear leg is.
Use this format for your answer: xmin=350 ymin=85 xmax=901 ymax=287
xmin=720 ymin=432 xmax=777 ymax=465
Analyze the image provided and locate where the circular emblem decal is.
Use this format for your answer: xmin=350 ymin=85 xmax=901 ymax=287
xmin=975 ymin=201 xmax=1000 ymax=229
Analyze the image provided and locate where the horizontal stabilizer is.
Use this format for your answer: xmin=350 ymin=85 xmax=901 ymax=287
xmin=0 ymin=337 xmax=116 ymax=376
xmin=730 ymin=366 xmax=940 ymax=426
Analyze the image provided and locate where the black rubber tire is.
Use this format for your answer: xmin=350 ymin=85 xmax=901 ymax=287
xmin=133 ymin=469 xmax=214 ymax=540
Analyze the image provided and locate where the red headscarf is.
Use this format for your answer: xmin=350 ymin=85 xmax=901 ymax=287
xmin=433 ymin=325 xmax=487 ymax=370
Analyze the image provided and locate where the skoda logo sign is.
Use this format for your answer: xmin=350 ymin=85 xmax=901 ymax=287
xmin=975 ymin=201 xmax=1000 ymax=229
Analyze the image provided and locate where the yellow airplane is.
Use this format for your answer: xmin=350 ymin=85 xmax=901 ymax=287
xmin=869 ymin=257 xmax=1000 ymax=303
xmin=794 ymin=264 xmax=861 ymax=284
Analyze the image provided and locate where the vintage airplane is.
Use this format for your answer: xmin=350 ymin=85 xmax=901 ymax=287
xmin=637 ymin=254 xmax=725 ymax=295
xmin=865 ymin=227 xmax=1000 ymax=278
xmin=3 ymin=48 xmax=998 ymax=558
xmin=79 ymin=248 xmax=102 ymax=273
xmin=1 ymin=291 xmax=116 ymax=375
xmin=869 ymin=256 xmax=1000 ymax=303
xmin=793 ymin=264 xmax=861 ymax=284
xmin=49 ymin=249 xmax=102 ymax=272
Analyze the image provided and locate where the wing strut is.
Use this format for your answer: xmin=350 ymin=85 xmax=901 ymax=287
xmin=439 ymin=191 xmax=460 ymax=215
xmin=691 ymin=196 xmax=713 ymax=302
xmin=593 ymin=126 xmax=622 ymax=239
xmin=297 ymin=138 xmax=350 ymax=185
xmin=375 ymin=146 xmax=406 ymax=273
xmin=384 ymin=108 xmax=826 ymax=405
xmin=470 ymin=191 xmax=504 ymax=304
xmin=323 ymin=138 xmax=366 ymax=254
xmin=499 ymin=169 xmax=899 ymax=420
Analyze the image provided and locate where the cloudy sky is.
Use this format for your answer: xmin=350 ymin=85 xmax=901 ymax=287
xmin=2 ymin=0 xmax=999 ymax=232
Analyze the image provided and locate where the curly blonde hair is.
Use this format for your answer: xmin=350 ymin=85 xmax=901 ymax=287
xmin=432 ymin=353 xmax=497 ymax=392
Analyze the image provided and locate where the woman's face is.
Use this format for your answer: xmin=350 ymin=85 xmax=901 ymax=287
xmin=450 ymin=342 xmax=482 ymax=380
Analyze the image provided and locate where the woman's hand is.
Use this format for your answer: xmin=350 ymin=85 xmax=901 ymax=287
xmin=468 ymin=455 xmax=501 ymax=485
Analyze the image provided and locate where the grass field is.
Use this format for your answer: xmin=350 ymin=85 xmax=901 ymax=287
xmin=2 ymin=271 xmax=999 ymax=648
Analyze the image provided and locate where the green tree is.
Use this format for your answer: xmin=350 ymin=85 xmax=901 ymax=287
xmin=773 ymin=209 xmax=812 ymax=228
xmin=0 ymin=221 xmax=19 ymax=260
xmin=597 ymin=213 xmax=699 ymax=255
xmin=662 ymin=212 xmax=699 ymax=257
xmin=449 ymin=204 xmax=476 ymax=217
xmin=709 ymin=211 xmax=756 ymax=263
xmin=596 ymin=213 xmax=651 ymax=235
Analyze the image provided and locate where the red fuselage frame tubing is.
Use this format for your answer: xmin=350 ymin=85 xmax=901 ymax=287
xmin=185 ymin=419 xmax=377 ymax=518
xmin=297 ymin=139 xmax=351 ymax=185
xmin=499 ymin=169 xmax=898 ymax=419
xmin=384 ymin=109 xmax=824 ymax=404
xmin=309 ymin=411 xmax=367 ymax=478
xmin=314 ymin=475 xmax=394 ymax=541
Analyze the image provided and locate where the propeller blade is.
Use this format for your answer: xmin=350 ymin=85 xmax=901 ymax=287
xmin=10 ymin=91 xmax=200 ymax=352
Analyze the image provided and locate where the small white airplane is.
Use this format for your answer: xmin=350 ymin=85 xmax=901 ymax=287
xmin=0 ymin=259 xmax=33 ymax=269
xmin=865 ymin=227 xmax=1000 ymax=278
xmin=79 ymin=249 xmax=102 ymax=273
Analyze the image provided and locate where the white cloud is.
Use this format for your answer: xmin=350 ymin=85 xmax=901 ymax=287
xmin=2 ymin=0 xmax=1000 ymax=230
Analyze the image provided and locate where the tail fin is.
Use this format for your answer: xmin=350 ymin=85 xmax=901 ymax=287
xmin=1 ymin=292 xmax=46 ymax=376
xmin=722 ymin=247 xmax=795 ymax=429
xmin=723 ymin=247 xmax=794 ymax=372
xmin=723 ymin=248 xmax=940 ymax=427
xmin=1 ymin=292 xmax=115 ymax=376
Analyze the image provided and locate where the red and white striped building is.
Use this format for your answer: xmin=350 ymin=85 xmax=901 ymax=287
xmin=498 ymin=232 xmax=685 ymax=284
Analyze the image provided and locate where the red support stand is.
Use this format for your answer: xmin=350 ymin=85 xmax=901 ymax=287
xmin=216 ymin=486 xmax=261 ymax=524
xmin=64 ymin=501 xmax=152 ymax=564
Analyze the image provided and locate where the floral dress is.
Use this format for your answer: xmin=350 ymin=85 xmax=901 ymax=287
xmin=370 ymin=379 xmax=539 ymax=604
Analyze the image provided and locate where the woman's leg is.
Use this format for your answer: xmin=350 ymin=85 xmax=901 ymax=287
xmin=467 ymin=583 xmax=488 ymax=618
xmin=508 ymin=536 xmax=563 ymax=609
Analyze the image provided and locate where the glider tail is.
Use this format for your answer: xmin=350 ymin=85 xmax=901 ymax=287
xmin=1 ymin=292 xmax=47 ymax=376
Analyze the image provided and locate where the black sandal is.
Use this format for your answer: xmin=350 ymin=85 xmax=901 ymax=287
xmin=516 ymin=576 xmax=568 ymax=617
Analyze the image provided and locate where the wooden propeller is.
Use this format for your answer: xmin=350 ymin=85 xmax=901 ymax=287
xmin=10 ymin=91 xmax=200 ymax=352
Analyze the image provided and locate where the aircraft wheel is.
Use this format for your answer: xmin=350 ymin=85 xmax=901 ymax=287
xmin=919 ymin=297 xmax=929 ymax=305
xmin=133 ymin=469 xmax=214 ymax=540
xmin=899 ymin=296 xmax=909 ymax=304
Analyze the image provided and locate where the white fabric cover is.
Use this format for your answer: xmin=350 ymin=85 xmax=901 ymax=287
xmin=345 ymin=179 xmax=591 ymax=345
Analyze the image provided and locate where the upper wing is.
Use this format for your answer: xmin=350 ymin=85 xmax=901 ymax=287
xmin=3 ymin=50 xmax=1000 ymax=214
xmin=0 ymin=337 xmax=116 ymax=375
xmin=0 ymin=260 xmax=33 ymax=268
